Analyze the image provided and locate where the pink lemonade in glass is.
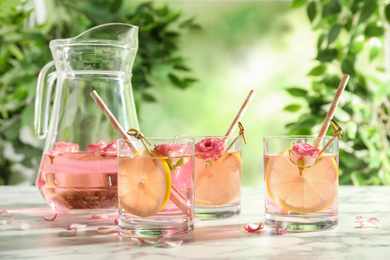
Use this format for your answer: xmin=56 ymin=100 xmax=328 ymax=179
xmin=36 ymin=141 xmax=118 ymax=212
xmin=178 ymin=135 xmax=243 ymax=219
xmin=263 ymin=136 xmax=339 ymax=231
xmin=117 ymin=138 xmax=195 ymax=238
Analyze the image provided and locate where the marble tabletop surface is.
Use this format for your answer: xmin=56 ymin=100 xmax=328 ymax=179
xmin=0 ymin=186 xmax=389 ymax=260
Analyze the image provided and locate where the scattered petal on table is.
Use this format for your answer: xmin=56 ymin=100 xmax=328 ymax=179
xmin=163 ymin=241 xmax=183 ymax=248
xmin=244 ymin=223 xmax=264 ymax=233
xmin=43 ymin=214 xmax=57 ymax=221
xmin=67 ymin=223 xmax=87 ymax=230
xmin=367 ymin=218 xmax=380 ymax=226
xmin=139 ymin=236 xmax=163 ymax=245
xmin=91 ymin=214 xmax=108 ymax=219
xmin=0 ymin=217 xmax=14 ymax=225
xmin=360 ymin=218 xmax=380 ymax=228
xmin=58 ymin=229 xmax=77 ymax=237
xmin=354 ymin=216 xmax=366 ymax=222
xmin=276 ymin=226 xmax=288 ymax=235
xmin=97 ymin=227 xmax=119 ymax=234
xmin=0 ymin=210 xmax=12 ymax=217
xmin=114 ymin=218 xmax=119 ymax=225
xmin=20 ymin=221 xmax=37 ymax=230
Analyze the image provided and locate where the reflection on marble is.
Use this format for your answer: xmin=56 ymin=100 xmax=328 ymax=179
xmin=0 ymin=186 xmax=389 ymax=260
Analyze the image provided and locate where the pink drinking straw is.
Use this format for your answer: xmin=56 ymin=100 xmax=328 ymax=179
xmin=223 ymin=90 xmax=256 ymax=142
xmin=89 ymin=90 xmax=192 ymax=217
xmin=314 ymin=74 xmax=350 ymax=148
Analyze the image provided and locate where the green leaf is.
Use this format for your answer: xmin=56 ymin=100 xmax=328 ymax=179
xmin=322 ymin=0 xmax=341 ymax=17
xmin=369 ymin=38 xmax=381 ymax=61
xmin=385 ymin=4 xmax=390 ymax=24
xmin=358 ymin=1 xmax=377 ymax=24
xmin=291 ymin=0 xmax=307 ymax=9
xmin=307 ymin=2 xmax=317 ymax=22
xmin=142 ymin=92 xmax=157 ymax=102
xmin=307 ymin=64 xmax=327 ymax=76
xmin=364 ymin=21 xmax=384 ymax=38
xmin=346 ymin=121 xmax=357 ymax=139
xmin=339 ymin=0 xmax=353 ymax=10
xmin=351 ymin=173 xmax=368 ymax=185
xmin=286 ymin=87 xmax=308 ymax=97
xmin=328 ymin=24 xmax=342 ymax=45
xmin=373 ymin=81 xmax=390 ymax=105
xmin=341 ymin=57 xmax=355 ymax=76
xmin=283 ymin=104 xmax=302 ymax=112
xmin=348 ymin=36 xmax=365 ymax=55
xmin=316 ymin=48 xmax=338 ymax=62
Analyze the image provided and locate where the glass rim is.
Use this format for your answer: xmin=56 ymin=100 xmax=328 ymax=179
xmin=176 ymin=135 xmax=239 ymax=138
xmin=263 ymin=135 xmax=338 ymax=140
xmin=117 ymin=137 xmax=195 ymax=143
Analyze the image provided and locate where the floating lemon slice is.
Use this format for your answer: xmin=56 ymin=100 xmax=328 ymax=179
xmin=194 ymin=151 xmax=242 ymax=205
xmin=118 ymin=149 xmax=171 ymax=217
xmin=266 ymin=148 xmax=338 ymax=213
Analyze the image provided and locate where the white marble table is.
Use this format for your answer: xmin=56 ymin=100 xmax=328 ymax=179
xmin=0 ymin=186 xmax=389 ymax=260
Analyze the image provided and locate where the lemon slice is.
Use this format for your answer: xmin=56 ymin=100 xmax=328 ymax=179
xmin=266 ymin=148 xmax=338 ymax=213
xmin=118 ymin=149 xmax=171 ymax=217
xmin=194 ymin=151 xmax=242 ymax=205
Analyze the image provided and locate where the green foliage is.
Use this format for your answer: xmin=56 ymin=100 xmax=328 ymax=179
xmin=286 ymin=0 xmax=390 ymax=185
xmin=0 ymin=0 xmax=198 ymax=184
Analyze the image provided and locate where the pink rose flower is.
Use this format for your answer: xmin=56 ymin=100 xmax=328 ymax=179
xmin=154 ymin=143 xmax=191 ymax=165
xmin=86 ymin=140 xmax=107 ymax=152
xmin=290 ymin=142 xmax=319 ymax=167
xmin=195 ymin=138 xmax=225 ymax=161
xmin=103 ymin=140 xmax=117 ymax=153
xmin=54 ymin=142 xmax=79 ymax=152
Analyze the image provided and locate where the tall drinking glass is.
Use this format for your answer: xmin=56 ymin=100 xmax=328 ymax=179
xmin=263 ymin=136 xmax=339 ymax=231
xmin=179 ymin=135 xmax=243 ymax=219
xmin=117 ymin=137 xmax=195 ymax=238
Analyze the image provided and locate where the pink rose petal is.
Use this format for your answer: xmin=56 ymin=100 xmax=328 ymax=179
xmin=114 ymin=218 xmax=119 ymax=225
xmin=43 ymin=214 xmax=57 ymax=221
xmin=58 ymin=229 xmax=77 ymax=237
xmin=91 ymin=214 xmax=108 ymax=219
xmin=367 ymin=218 xmax=380 ymax=226
xmin=163 ymin=241 xmax=183 ymax=247
xmin=97 ymin=227 xmax=119 ymax=234
xmin=67 ymin=223 xmax=87 ymax=230
xmin=276 ymin=226 xmax=288 ymax=235
xmin=244 ymin=223 xmax=264 ymax=233
xmin=20 ymin=221 xmax=37 ymax=230
xmin=139 ymin=236 xmax=163 ymax=245
xmin=354 ymin=216 xmax=366 ymax=222
xmin=0 ymin=210 xmax=12 ymax=217
xmin=0 ymin=217 xmax=14 ymax=225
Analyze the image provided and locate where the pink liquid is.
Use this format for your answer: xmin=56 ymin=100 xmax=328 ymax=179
xmin=264 ymin=154 xmax=338 ymax=220
xmin=37 ymin=151 xmax=118 ymax=212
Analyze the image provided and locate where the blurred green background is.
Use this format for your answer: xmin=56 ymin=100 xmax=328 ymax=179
xmin=1 ymin=0 xmax=390 ymax=186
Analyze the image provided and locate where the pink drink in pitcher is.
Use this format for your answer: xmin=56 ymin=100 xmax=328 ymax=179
xmin=36 ymin=141 xmax=118 ymax=212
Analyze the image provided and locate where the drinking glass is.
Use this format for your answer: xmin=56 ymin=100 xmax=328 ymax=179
xmin=178 ymin=135 xmax=243 ymax=219
xmin=263 ymin=136 xmax=339 ymax=231
xmin=117 ymin=137 xmax=195 ymax=238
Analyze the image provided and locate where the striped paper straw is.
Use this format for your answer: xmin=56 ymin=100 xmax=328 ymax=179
xmin=223 ymin=89 xmax=256 ymax=142
xmin=89 ymin=90 xmax=191 ymax=217
xmin=314 ymin=74 xmax=350 ymax=148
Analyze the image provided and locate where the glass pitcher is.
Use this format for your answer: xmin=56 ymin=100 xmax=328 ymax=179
xmin=34 ymin=23 xmax=139 ymax=213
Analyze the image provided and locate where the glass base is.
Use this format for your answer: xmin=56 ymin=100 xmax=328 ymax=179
xmin=265 ymin=213 xmax=338 ymax=232
xmin=119 ymin=218 xmax=194 ymax=238
xmin=195 ymin=204 xmax=240 ymax=219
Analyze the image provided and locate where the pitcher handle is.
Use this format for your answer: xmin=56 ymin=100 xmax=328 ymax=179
xmin=34 ymin=61 xmax=57 ymax=139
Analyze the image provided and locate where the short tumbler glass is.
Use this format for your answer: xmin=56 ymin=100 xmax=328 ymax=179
xmin=179 ymin=135 xmax=243 ymax=219
xmin=263 ymin=136 xmax=339 ymax=231
xmin=117 ymin=137 xmax=195 ymax=238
